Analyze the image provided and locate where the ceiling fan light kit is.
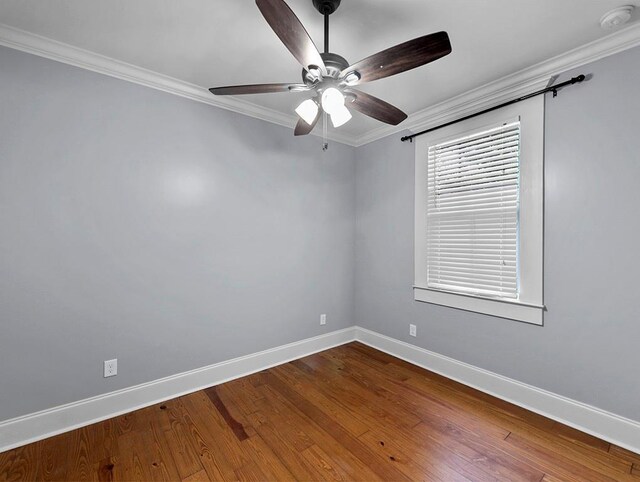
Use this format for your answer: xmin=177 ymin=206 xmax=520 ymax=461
xmin=209 ymin=0 xmax=452 ymax=144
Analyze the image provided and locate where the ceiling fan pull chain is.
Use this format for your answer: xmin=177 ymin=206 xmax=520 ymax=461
xmin=323 ymin=111 xmax=329 ymax=151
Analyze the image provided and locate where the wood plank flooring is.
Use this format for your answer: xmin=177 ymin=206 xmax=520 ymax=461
xmin=1 ymin=342 xmax=638 ymax=481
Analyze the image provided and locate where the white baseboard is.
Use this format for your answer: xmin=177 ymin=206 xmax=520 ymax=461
xmin=0 ymin=327 xmax=356 ymax=453
xmin=354 ymin=326 xmax=640 ymax=454
xmin=3 ymin=325 xmax=638 ymax=456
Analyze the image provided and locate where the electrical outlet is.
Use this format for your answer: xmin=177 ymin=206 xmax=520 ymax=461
xmin=104 ymin=359 xmax=117 ymax=378
xmin=320 ymin=314 xmax=327 ymax=325
xmin=409 ymin=324 xmax=417 ymax=337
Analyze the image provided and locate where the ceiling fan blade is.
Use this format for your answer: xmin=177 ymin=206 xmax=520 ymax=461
xmin=341 ymin=31 xmax=451 ymax=85
xmin=256 ymin=0 xmax=326 ymax=72
xmin=346 ymin=89 xmax=407 ymax=125
xmin=209 ymin=83 xmax=307 ymax=95
xmin=294 ymin=115 xmax=319 ymax=136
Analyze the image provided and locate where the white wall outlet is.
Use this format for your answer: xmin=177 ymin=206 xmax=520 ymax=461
xmin=320 ymin=314 xmax=327 ymax=325
xmin=104 ymin=359 xmax=117 ymax=378
xmin=409 ymin=324 xmax=417 ymax=337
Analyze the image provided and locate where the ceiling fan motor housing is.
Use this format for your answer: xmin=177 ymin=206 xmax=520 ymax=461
xmin=313 ymin=0 xmax=341 ymax=15
xmin=303 ymin=52 xmax=349 ymax=83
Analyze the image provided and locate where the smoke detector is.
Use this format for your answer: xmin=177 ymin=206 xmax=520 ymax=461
xmin=600 ymin=6 xmax=634 ymax=29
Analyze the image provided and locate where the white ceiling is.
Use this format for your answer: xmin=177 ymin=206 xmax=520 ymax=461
xmin=0 ymin=0 xmax=638 ymax=138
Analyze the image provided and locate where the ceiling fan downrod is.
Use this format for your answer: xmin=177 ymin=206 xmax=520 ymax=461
xmin=313 ymin=0 xmax=341 ymax=53
xmin=324 ymin=14 xmax=329 ymax=53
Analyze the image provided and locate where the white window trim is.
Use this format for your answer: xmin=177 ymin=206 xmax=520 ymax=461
xmin=414 ymin=95 xmax=545 ymax=325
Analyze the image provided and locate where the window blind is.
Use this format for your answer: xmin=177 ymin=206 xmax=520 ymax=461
xmin=426 ymin=121 xmax=520 ymax=299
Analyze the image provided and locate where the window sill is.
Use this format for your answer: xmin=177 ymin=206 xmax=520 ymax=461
xmin=413 ymin=286 xmax=544 ymax=325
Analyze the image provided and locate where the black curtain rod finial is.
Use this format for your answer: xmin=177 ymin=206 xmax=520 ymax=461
xmin=401 ymin=74 xmax=587 ymax=143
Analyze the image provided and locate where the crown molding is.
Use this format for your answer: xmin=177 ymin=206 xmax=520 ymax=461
xmin=1 ymin=21 xmax=639 ymax=148
xmin=352 ymin=21 xmax=640 ymax=146
xmin=0 ymin=23 xmax=356 ymax=147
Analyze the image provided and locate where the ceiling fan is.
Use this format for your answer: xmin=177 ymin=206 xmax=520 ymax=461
xmin=209 ymin=0 xmax=452 ymax=136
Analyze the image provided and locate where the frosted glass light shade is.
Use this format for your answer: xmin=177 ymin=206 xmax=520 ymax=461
xmin=330 ymin=104 xmax=352 ymax=128
xmin=321 ymin=87 xmax=345 ymax=115
xmin=295 ymin=99 xmax=319 ymax=125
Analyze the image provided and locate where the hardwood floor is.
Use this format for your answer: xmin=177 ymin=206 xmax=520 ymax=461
xmin=1 ymin=342 xmax=639 ymax=481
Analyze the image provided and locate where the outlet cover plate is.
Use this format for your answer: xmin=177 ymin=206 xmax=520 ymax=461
xmin=409 ymin=324 xmax=417 ymax=337
xmin=104 ymin=359 xmax=117 ymax=378
xmin=320 ymin=314 xmax=327 ymax=325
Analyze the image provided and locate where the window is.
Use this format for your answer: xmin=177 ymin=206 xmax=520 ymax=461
xmin=414 ymin=96 xmax=544 ymax=324
xmin=427 ymin=121 xmax=520 ymax=299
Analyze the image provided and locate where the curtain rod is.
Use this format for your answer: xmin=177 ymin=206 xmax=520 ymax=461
xmin=400 ymin=74 xmax=586 ymax=143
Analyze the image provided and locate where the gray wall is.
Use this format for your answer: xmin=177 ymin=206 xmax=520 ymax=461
xmin=355 ymin=45 xmax=640 ymax=421
xmin=0 ymin=46 xmax=356 ymax=422
xmin=2 ymin=42 xmax=639 ymax=425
